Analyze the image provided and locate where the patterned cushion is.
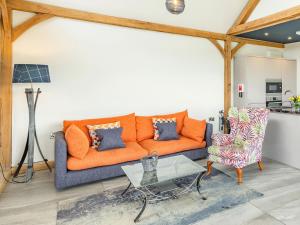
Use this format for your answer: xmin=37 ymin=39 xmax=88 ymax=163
xmin=87 ymin=121 xmax=120 ymax=148
xmin=208 ymin=145 xmax=249 ymax=162
xmin=156 ymin=122 xmax=179 ymax=141
xmin=95 ymin=127 xmax=125 ymax=151
xmin=152 ymin=118 xmax=176 ymax=140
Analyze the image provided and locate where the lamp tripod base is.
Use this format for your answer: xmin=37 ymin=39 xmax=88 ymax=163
xmin=13 ymin=88 xmax=51 ymax=182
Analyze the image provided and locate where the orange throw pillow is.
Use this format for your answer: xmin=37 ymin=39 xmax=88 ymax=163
xmin=136 ymin=110 xmax=188 ymax=142
xmin=63 ymin=113 xmax=136 ymax=145
xmin=181 ymin=117 xmax=206 ymax=143
xmin=65 ymin=124 xmax=89 ymax=159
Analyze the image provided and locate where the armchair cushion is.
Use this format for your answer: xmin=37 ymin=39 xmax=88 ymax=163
xmin=208 ymin=154 xmax=249 ymax=169
xmin=208 ymin=145 xmax=250 ymax=162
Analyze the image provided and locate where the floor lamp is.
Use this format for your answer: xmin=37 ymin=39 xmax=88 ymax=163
xmin=12 ymin=64 xmax=52 ymax=182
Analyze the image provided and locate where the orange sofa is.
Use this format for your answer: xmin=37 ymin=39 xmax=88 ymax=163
xmin=55 ymin=111 xmax=213 ymax=189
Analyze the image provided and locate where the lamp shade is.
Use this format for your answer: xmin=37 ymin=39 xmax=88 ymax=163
xmin=166 ymin=0 xmax=185 ymax=14
xmin=13 ymin=64 xmax=50 ymax=83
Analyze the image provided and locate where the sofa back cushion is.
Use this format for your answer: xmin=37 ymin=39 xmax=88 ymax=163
xmin=65 ymin=124 xmax=89 ymax=159
xmin=181 ymin=117 xmax=206 ymax=143
xmin=64 ymin=113 xmax=136 ymax=145
xmin=136 ymin=110 xmax=188 ymax=142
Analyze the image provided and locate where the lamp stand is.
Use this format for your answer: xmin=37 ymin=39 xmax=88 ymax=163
xmin=13 ymin=88 xmax=52 ymax=182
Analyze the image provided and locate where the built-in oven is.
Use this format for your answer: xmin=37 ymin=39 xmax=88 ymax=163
xmin=266 ymin=79 xmax=282 ymax=94
xmin=266 ymin=79 xmax=282 ymax=109
xmin=266 ymin=99 xmax=282 ymax=108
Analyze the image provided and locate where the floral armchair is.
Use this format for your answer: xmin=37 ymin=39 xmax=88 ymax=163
xmin=207 ymin=107 xmax=270 ymax=184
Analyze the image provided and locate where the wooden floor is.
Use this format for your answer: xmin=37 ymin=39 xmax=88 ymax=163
xmin=0 ymin=158 xmax=300 ymax=225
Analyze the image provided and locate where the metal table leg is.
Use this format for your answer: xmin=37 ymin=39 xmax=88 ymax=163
xmin=196 ymin=171 xmax=207 ymax=200
xmin=134 ymin=196 xmax=147 ymax=223
xmin=121 ymin=182 xmax=132 ymax=197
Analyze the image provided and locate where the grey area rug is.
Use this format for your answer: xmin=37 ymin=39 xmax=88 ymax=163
xmin=57 ymin=169 xmax=263 ymax=225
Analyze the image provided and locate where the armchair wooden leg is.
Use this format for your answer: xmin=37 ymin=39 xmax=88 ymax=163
xmin=207 ymin=161 xmax=213 ymax=175
xmin=258 ymin=161 xmax=264 ymax=171
xmin=236 ymin=168 xmax=243 ymax=184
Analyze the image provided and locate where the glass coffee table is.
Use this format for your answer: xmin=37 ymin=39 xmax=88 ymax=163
xmin=121 ymin=155 xmax=207 ymax=223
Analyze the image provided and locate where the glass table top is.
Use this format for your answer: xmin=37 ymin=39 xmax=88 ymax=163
xmin=121 ymin=155 xmax=206 ymax=188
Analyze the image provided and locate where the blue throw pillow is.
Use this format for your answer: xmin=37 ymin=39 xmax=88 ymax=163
xmin=95 ymin=127 xmax=125 ymax=151
xmin=156 ymin=122 xmax=179 ymax=141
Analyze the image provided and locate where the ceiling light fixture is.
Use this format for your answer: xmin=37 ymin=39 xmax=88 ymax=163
xmin=166 ymin=0 xmax=185 ymax=14
xmin=288 ymin=36 xmax=293 ymax=40
xmin=296 ymin=31 xmax=300 ymax=36
xmin=264 ymin=32 xmax=269 ymax=36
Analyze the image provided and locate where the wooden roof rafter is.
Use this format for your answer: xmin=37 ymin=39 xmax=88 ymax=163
xmin=229 ymin=4 xmax=300 ymax=35
xmin=229 ymin=0 xmax=261 ymax=31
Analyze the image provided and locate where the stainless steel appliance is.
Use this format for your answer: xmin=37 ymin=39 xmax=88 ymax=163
xmin=266 ymin=95 xmax=282 ymax=108
xmin=266 ymin=79 xmax=282 ymax=93
xmin=266 ymin=79 xmax=282 ymax=109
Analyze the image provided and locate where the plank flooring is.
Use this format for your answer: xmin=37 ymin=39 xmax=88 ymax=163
xmin=0 ymin=158 xmax=299 ymax=225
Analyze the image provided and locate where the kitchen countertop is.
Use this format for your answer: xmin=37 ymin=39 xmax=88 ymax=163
xmin=269 ymin=108 xmax=300 ymax=115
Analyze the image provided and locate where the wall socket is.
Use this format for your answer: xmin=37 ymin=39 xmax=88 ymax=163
xmin=50 ymin=132 xmax=55 ymax=139
xmin=208 ymin=117 xmax=215 ymax=122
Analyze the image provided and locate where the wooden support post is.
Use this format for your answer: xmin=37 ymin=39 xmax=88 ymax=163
xmin=224 ymin=37 xmax=232 ymax=123
xmin=0 ymin=7 xmax=12 ymax=172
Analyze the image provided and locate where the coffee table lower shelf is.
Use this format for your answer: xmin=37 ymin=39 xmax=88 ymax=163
xmin=121 ymin=171 xmax=207 ymax=223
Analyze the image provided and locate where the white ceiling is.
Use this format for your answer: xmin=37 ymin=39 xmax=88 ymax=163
xmin=13 ymin=0 xmax=300 ymax=33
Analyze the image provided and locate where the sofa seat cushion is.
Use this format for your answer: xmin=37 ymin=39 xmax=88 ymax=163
xmin=139 ymin=136 xmax=206 ymax=156
xmin=67 ymin=142 xmax=148 ymax=171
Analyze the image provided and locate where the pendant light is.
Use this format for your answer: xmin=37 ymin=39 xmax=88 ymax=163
xmin=166 ymin=0 xmax=185 ymax=14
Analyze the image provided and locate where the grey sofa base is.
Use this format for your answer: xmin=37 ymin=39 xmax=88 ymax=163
xmin=55 ymin=123 xmax=213 ymax=190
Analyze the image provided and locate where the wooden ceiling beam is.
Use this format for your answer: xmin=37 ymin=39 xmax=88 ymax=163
xmin=7 ymin=0 xmax=284 ymax=48
xmin=232 ymin=36 xmax=284 ymax=48
xmin=12 ymin=13 xmax=53 ymax=41
xmin=7 ymin=0 xmax=227 ymax=41
xmin=228 ymin=5 xmax=300 ymax=35
xmin=230 ymin=0 xmax=260 ymax=30
xmin=0 ymin=0 xmax=10 ymax=32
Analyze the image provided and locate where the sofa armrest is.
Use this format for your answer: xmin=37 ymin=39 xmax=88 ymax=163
xmin=55 ymin=131 xmax=68 ymax=189
xmin=205 ymin=123 xmax=213 ymax=147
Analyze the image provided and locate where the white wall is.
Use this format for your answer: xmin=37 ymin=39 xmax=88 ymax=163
xmin=12 ymin=0 xmax=299 ymax=166
xmin=12 ymin=17 xmax=224 ymax=165
xmin=284 ymin=42 xmax=300 ymax=95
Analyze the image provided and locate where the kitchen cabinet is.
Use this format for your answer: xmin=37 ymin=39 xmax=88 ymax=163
xmin=233 ymin=56 xmax=297 ymax=108
xmin=281 ymin=60 xmax=297 ymax=103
